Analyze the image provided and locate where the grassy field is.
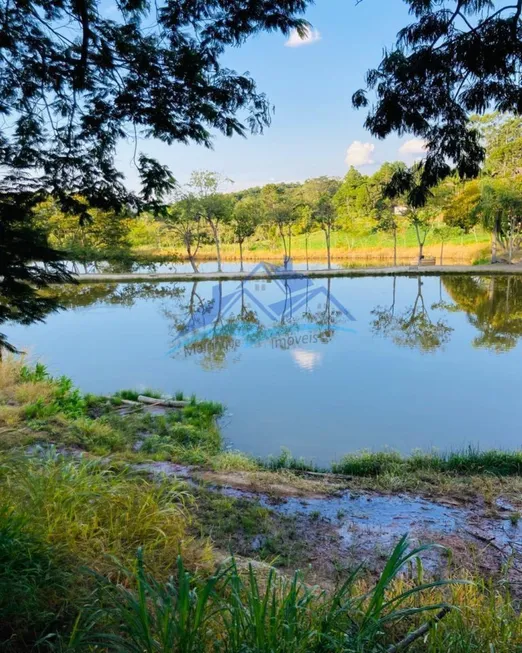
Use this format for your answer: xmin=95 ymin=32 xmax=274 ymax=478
xmin=130 ymin=226 xmax=491 ymax=265
xmin=1 ymin=356 xmax=522 ymax=651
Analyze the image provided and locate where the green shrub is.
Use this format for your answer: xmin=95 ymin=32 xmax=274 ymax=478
xmin=19 ymin=362 xmax=49 ymax=383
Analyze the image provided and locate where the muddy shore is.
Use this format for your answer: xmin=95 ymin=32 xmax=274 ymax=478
xmin=133 ymin=459 xmax=522 ymax=588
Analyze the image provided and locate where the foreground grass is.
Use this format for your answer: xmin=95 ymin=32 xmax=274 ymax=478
xmin=2 ymin=356 xmax=522 ymax=651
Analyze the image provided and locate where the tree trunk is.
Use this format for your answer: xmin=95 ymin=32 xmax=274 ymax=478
xmin=440 ymin=240 xmax=444 ymax=266
xmin=414 ymin=223 xmax=423 ymax=264
xmin=186 ymin=239 xmax=199 ymax=272
xmin=492 ymin=221 xmax=498 ymax=263
xmin=209 ymin=219 xmax=222 ymax=272
xmin=393 ymin=227 xmax=397 ymax=267
xmin=508 ymin=218 xmax=513 ymax=263
xmin=279 ymin=225 xmax=288 ymax=267
xmin=239 ymin=240 xmax=244 ymax=272
xmin=305 ymin=233 xmax=309 ymax=270
xmin=326 ymin=225 xmax=331 ymax=270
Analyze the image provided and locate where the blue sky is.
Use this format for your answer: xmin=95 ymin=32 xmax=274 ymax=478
xmin=117 ymin=0 xmax=426 ymax=192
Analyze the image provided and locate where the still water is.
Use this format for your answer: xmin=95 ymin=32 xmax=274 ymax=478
xmin=6 ymin=274 xmax=522 ymax=464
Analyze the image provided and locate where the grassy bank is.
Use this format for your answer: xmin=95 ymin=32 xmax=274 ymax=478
xmin=69 ymin=226 xmax=491 ymax=266
xmin=131 ymin=240 xmax=489 ymax=266
xmin=261 ymin=447 xmax=522 ymax=478
xmin=1 ymin=357 xmax=522 ymax=651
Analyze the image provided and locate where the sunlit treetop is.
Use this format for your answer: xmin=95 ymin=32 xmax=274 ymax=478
xmin=354 ymin=0 xmax=522 ymax=205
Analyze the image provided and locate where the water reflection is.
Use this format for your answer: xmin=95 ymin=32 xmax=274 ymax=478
xmin=7 ymin=273 xmax=522 ymax=460
xmin=32 ymin=274 xmax=522 ymax=363
xmin=164 ymin=275 xmax=356 ymax=370
xmin=443 ymin=276 xmax=522 ymax=352
xmin=44 ymin=281 xmax=183 ymax=309
xmin=371 ymin=277 xmax=453 ymax=353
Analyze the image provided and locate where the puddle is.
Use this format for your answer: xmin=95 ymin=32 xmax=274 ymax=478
xmin=218 ymin=485 xmax=522 ymax=559
xmin=268 ymin=493 xmax=462 ymax=546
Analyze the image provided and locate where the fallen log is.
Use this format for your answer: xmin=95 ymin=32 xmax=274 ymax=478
xmin=137 ymin=395 xmax=190 ymax=408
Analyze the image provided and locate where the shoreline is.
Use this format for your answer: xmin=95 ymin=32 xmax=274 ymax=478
xmin=3 ymin=356 xmax=522 ymax=649
xmin=70 ymin=262 xmax=522 ymax=283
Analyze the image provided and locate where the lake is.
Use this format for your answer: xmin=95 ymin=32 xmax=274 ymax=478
xmin=5 ymin=273 xmax=522 ymax=465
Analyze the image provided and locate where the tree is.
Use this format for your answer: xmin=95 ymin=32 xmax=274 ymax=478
xmin=301 ymin=177 xmax=340 ymax=269
xmin=475 ymin=113 xmax=522 ymax=177
xmin=354 ymin=1 xmax=522 ymax=204
xmin=409 ymin=208 xmax=436 ymax=264
xmin=189 ymin=171 xmax=233 ymax=272
xmin=293 ymin=203 xmax=314 ymax=269
xmin=385 ymin=164 xmax=454 ymax=264
xmin=231 ymin=196 xmax=264 ymax=272
xmin=446 ymin=178 xmax=522 ymax=262
xmin=165 ymin=196 xmax=206 ymax=273
xmin=0 ymin=0 xmax=311 ymax=350
xmin=0 ymin=208 xmax=72 ymax=353
xmin=0 ymin=0 xmax=310 ymax=213
xmin=333 ymin=168 xmax=370 ymax=242
xmin=432 ymin=223 xmax=461 ymax=265
xmin=366 ymin=162 xmax=407 ymax=266
xmin=260 ymin=184 xmax=296 ymax=267
xmin=477 ymin=179 xmax=522 ymax=263
xmin=34 ymin=199 xmax=131 ymax=256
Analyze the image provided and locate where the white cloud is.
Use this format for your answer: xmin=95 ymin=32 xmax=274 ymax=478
xmin=290 ymin=349 xmax=323 ymax=372
xmin=398 ymin=139 xmax=427 ymax=156
xmin=285 ymin=27 xmax=321 ymax=48
xmin=345 ymin=141 xmax=375 ymax=167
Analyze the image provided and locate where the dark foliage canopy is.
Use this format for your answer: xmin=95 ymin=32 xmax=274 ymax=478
xmin=0 ymin=199 xmax=72 ymax=352
xmin=0 ymin=0 xmax=310 ymax=211
xmin=0 ymin=0 xmax=311 ymax=349
xmin=354 ymin=0 xmax=522 ymax=205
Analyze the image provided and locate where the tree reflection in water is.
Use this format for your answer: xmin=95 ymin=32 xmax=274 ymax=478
xmin=42 ymin=281 xmax=183 ymax=309
xmin=164 ymin=276 xmax=355 ymax=369
xmin=443 ymin=275 xmax=522 ymax=352
xmin=371 ymin=277 xmax=453 ymax=352
xmin=20 ymin=274 xmax=522 ymax=370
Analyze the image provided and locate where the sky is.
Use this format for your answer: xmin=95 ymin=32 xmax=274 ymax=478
xmin=116 ymin=0 xmax=427 ymax=193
